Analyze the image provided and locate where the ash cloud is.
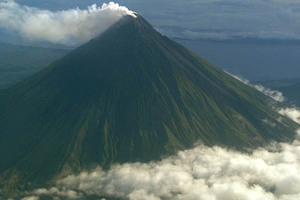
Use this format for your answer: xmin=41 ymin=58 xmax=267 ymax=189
xmin=0 ymin=1 xmax=136 ymax=46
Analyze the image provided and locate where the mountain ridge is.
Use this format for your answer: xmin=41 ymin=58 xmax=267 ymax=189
xmin=0 ymin=15 xmax=298 ymax=195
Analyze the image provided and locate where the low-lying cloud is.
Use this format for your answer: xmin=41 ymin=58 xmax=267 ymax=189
xmin=0 ymin=1 xmax=136 ymax=46
xmin=139 ymin=0 xmax=300 ymax=41
xmin=229 ymin=73 xmax=300 ymax=126
xmin=229 ymin=73 xmax=286 ymax=102
xmin=279 ymin=108 xmax=300 ymax=124
xmin=11 ymin=72 xmax=300 ymax=200
xmin=21 ymin=128 xmax=300 ymax=200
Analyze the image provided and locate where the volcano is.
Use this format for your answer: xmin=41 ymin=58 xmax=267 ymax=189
xmin=0 ymin=15 xmax=298 ymax=192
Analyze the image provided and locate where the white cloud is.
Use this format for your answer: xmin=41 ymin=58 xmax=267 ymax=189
xmin=3 ymin=0 xmax=300 ymax=42
xmin=279 ymin=108 xmax=300 ymax=124
xmin=17 ymin=72 xmax=300 ymax=200
xmin=229 ymin=74 xmax=300 ymax=125
xmin=3 ymin=0 xmax=300 ymax=43
xmin=2 ymin=0 xmax=300 ymax=42
xmin=21 ymin=196 xmax=39 ymax=200
xmin=0 ymin=1 xmax=136 ymax=45
xmin=122 ymin=0 xmax=300 ymax=41
xmin=15 ymin=72 xmax=300 ymax=199
xmin=229 ymin=73 xmax=286 ymax=102
xmin=32 ymin=187 xmax=81 ymax=199
xmin=21 ymin=128 xmax=300 ymax=200
xmin=177 ymin=30 xmax=300 ymax=41
xmin=263 ymin=119 xmax=277 ymax=127
xmin=253 ymin=84 xmax=286 ymax=102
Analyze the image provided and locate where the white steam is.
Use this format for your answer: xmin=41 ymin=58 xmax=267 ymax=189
xmin=0 ymin=1 xmax=136 ymax=45
xmin=22 ymin=129 xmax=300 ymax=200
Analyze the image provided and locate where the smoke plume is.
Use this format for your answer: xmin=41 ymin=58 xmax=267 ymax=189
xmin=0 ymin=1 xmax=136 ymax=46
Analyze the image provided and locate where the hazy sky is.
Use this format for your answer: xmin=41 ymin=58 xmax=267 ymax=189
xmin=13 ymin=0 xmax=300 ymax=41
xmin=1 ymin=0 xmax=299 ymax=80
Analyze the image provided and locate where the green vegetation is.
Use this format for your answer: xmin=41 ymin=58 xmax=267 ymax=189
xmin=0 ymin=15 xmax=298 ymax=197
xmin=0 ymin=43 xmax=69 ymax=88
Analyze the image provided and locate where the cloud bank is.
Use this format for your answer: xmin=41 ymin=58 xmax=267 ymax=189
xmin=21 ymin=128 xmax=300 ymax=200
xmin=138 ymin=0 xmax=300 ymax=41
xmin=0 ymin=1 xmax=136 ymax=45
xmin=13 ymin=74 xmax=300 ymax=200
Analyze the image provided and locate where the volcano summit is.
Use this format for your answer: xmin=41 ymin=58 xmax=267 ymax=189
xmin=0 ymin=15 xmax=298 ymax=196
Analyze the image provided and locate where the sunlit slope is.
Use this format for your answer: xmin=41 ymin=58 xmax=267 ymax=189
xmin=0 ymin=15 xmax=298 ymax=186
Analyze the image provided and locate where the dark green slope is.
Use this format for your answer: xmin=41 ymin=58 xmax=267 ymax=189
xmin=0 ymin=15 xmax=298 ymax=190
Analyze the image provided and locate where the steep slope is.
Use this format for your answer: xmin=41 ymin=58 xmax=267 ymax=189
xmin=0 ymin=15 xmax=298 ymax=190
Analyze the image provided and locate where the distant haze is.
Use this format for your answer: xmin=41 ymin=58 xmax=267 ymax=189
xmin=177 ymin=39 xmax=300 ymax=81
